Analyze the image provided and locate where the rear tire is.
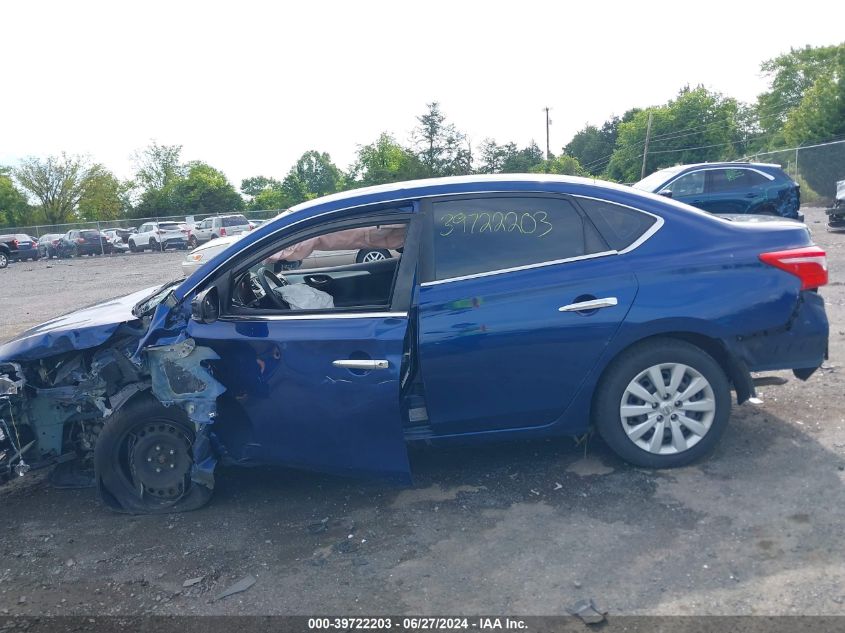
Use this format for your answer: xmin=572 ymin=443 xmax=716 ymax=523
xmin=0 ymin=252 xmax=8 ymax=268
xmin=150 ymin=238 xmax=160 ymax=252
xmin=593 ymin=338 xmax=731 ymax=468
xmin=95 ymin=395 xmax=213 ymax=514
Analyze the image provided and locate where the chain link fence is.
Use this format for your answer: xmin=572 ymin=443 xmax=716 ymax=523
xmin=1 ymin=208 xmax=285 ymax=239
xmin=743 ymin=140 xmax=845 ymax=206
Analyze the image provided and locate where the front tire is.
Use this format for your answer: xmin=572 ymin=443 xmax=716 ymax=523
xmin=593 ymin=338 xmax=731 ymax=468
xmin=95 ymin=395 xmax=213 ymax=514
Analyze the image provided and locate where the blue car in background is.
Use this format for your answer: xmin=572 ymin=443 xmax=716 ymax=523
xmin=634 ymin=162 xmax=803 ymax=221
xmin=0 ymin=175 xmax=829 ymax=513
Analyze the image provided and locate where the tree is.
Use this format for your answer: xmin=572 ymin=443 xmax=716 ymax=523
xmin=14 ymin=154 xmax=103 ymax=224
xmin=281 ymin=150 xmax=343 ymax=205
xmin=411 ymin=102 xmax=472 ymax=176
xmin=350 ymin=133 xmax=426 ymax=186
xmin=133 ymin=141 xmax=185 ymax=191
xmin=564 ymin=110 xmax=639 ymax=176
xmin=757 ymin=44 xmax=845 ymax=142
xmin=241 ymin=176 xmax=281 ymax=198
xmin=172 ymin=162 xmax=244 ymax=214
xmin=77 ymin=169 xmax=132 ymax=221
xmin=531 ymin=154 xmax=586 ymax=176
xmin=500 ymin=141 xmax=545 ymax=173
xmin=781 ymin=47 xmax=845 ymax=198
xmin=0 ymin=167 xmax=31 ymax=228
xmin=607 ymin=86 xmax=742 ymax=183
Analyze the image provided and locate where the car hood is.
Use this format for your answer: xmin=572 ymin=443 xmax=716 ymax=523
xmin=0 ymin=285 xmax=163 ymax=362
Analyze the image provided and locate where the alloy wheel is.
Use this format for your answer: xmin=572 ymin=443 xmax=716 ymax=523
xmin=619 ymin=362 xmax=716 ymax=455
xmin=361 ymin=250 xmax=387 ymax=263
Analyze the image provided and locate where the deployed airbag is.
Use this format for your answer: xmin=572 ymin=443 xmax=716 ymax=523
xmin=274 ymin=283 xmax=335 ymax=310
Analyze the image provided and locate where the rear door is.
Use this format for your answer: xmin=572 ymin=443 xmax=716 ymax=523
xmin=416 ymin=194 xmax=642 ymax=434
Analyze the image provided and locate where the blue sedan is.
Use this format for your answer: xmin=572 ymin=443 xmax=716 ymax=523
xmin=0 ymin=175 xmax=829 ymax=513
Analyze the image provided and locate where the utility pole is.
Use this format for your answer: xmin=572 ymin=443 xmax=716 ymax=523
xmin=543 ymin=107 xmax=551 ymax=160
xmin=641 ymin=111 xmax=653 ymax=180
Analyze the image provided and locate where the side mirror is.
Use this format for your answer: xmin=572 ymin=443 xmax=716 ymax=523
xmin=191 ymin=286 xmax=220 ymax=324
xmin=657 ymin=189 xmax=673 ymax=198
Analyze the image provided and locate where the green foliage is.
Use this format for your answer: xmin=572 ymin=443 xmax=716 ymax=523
xmin=133 ymin=142 xmax=185 ymax=190
xmin=172 ymin=162 xmax=244 ymax=214
xmin=412 ymin=102 xmax=472 ymax=176
xmin=14 ymin=154 xmax=103 ymax=224
xmin=133 ymin=144 xmax=242 ymax=217
xmin=77 ymin=169 xmax=132 ymax=221
xmin=0 ymin=167 xmax=31 ymax=228
xmin=564 ymin=110 xmax=639 ymax=176
xmin=607 ymin=86 xmax=742 ymax=182
xmin=281 ymin=151 xmax=343 ymax=205
xmin=241 ymin=176 xmax=280 ymax=198
xmin=350 ymin=133 xmax=427 ymax=186
xmin=531 ymin=155 xmax=586 ymax=176
xmin=757 ymin=43 xmax=844 ymax=142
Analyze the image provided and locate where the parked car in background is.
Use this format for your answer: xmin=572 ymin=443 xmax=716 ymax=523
xmin=0 ymin=234 xmax=39 ymax=262
xmin=129 ymin=222 xmax=189 ymax=251
xmin=101 ymin=227 xmax=136 ymax=244
xmin=0 ymin=239 xmax=10 ymax=268
xmin=180 ymin=232 xmax=396 ymax=276
xmin=59 ymin=229 xmax=112 ymax=257
xmin=37 ymin=234 xmax=65 ymax=259
xmin=826 ymin=180 xmax=845 ymax=231
xmin=633 ymin=162 xmax=803 ymax=221
xmin=0 ymin=234 xmax=36 ymax=267
xmin=101 ymin=230 xmax=130 ymax=253
xmin=187 ymin=214 xmax=252 ymax=248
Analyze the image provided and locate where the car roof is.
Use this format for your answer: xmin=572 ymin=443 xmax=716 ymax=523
xmin=658 ymin=161 xmax=782 ymax=170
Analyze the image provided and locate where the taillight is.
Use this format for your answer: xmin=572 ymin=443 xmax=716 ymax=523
xmin=52 ymin=240 xmax=59 ymax=246
xmin=219 ymin=228 xmax=227 ymax=236
xmin=759 ymin=246 xmax=828 ymax=290
xmin=11 ymin=239 xmax=18 ymax=248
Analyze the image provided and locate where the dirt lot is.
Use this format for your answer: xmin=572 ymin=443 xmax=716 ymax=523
xmin=1 ymin=208 xmax=844 ymax=616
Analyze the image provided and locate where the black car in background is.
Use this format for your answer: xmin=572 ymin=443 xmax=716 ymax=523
xmin=58 ymin=229 xmax=112 ymax=257
xmin=0 ymin=234 xmax=39 ymax=262
xmin=37 ymin=234 xmax=65 ymax=259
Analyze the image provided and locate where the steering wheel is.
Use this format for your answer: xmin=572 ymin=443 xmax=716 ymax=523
xmin=255 ymin=267 xmax=290 ymax=309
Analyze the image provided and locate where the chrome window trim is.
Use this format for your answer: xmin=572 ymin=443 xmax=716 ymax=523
xmin=218 ymin=311 xmax=408 ymax=322
xmin=420 ymin=250 xmax=618 ymax=287
xmin=572 ymin=195 xmax=665 ymax=254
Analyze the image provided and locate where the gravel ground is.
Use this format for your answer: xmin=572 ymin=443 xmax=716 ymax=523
xmin=0 ymin=208 xmax=843 ymax=616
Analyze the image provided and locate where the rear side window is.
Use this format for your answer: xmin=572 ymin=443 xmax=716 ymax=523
xmin=431 ymin=197 xmax=605 ymax=280
xmin=223 ymin=215 xmax=249 ymax=227
xmin=577 ymin=198 xmax=657 ymax=252
xmin=709 ymin=168 xmax=769 ymax=192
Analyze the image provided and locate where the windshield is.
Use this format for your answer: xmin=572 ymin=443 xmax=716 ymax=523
xmin=132 ymin=279 xmax=183 ymax=317
xmin=633 ymin=166 xmax=685 ymax=192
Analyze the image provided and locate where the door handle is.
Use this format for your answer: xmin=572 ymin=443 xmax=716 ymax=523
xmin=332 ymin=359 xmax=390 ymax=370
xmin=559 ymin=297 xmax=618 ymax=312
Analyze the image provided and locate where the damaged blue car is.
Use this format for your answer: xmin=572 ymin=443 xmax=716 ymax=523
xmin=0 ymin=175 xmax=830 ymax=513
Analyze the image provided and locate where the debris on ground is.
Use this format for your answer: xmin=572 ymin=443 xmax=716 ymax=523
xmin=212 ymin=574 xmax=256 ymax=601
xmin=307 ymin=517 xmax=329 ymax=534
xmin=182 ymin=576 xmax=204 ymax=588
xmin=566 ymin=598 xmax=607 ymax=625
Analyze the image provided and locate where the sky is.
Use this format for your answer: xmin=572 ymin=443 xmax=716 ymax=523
xmin=1 ymin=0 xmax=843 ymax=189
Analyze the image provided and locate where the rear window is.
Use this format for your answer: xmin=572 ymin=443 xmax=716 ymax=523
xmin=577 ymin=198 xmax=657 ymax=252
xmin=158 ymin=222 xmax=181 ymax=230
xmin=80 ymin=230 xmax=101 ymax=238
xmin=431 ymin=197 xmax=606 ymax=281
xmin=223 ymin=215 xmax=249 ymax=227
